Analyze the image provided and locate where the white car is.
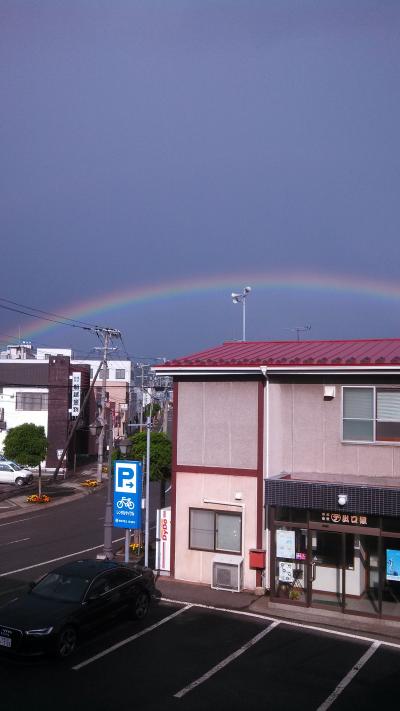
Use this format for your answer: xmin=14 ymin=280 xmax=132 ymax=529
xmin=0 ymin=461 xmax=34 ymax=486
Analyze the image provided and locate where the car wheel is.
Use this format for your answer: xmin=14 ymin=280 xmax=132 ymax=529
xmin=55 ymin=626 xmax=77 ymax=658
xmin=131 ymin=590 xmax=150 ymax=620
xmin=15 ymin=477 xmax=24 ymax=487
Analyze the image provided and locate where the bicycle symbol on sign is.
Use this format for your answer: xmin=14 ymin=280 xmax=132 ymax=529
xmin=117 ymin=497 xmax=134 ymax=510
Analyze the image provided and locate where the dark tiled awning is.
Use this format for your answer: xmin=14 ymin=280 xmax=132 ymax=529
xmin=265 ymin=477 xmax=400 ymax=517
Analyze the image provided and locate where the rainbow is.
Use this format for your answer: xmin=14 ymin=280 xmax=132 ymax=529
xmin=10 ymin=270 xmax=400 ymax=340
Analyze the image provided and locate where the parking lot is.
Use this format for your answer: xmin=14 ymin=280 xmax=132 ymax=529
xmin=1 ymin=598 xmax=400 ymax=711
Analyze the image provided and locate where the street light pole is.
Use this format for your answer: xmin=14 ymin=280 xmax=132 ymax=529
xmin=144 ymin=415 xmax=151 ymax=567
xmin=103 ymin=409 xmax=114 ymax=559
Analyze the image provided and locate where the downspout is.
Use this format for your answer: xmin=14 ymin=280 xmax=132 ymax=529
xmin=260 ymin=366 xmax=269 ymax=591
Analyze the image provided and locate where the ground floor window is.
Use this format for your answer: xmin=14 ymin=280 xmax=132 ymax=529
xmin=189 ymin=508 xmax=242 ymax=554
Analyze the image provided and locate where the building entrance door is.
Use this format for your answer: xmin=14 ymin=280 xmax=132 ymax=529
xmin=309 ymin=530 xmax=347 ymax=611
xmin=308 ymin=530 xmax=380 ymax=616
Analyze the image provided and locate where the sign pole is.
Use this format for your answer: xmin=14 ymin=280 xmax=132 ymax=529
xmin=112 ymin=461 xmax=142 ymax=558
xmin=124 ymin=529 xmax=130 ymax=563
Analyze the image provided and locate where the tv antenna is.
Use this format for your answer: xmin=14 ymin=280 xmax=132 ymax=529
xmin=287 ymin=324 xmax=311 ymax=341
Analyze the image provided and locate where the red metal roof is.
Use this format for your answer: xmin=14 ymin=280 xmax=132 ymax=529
xmin=163 ymin=339 xmax=400 ymax=368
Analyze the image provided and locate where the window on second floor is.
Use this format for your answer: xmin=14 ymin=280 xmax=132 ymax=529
xmin=16 ymin=392 xmax=48 ymax=411
xmin=343 ymin=387 xmax=400 ymax=443
xmin=115 ymin=369 xmax=126 ymax=379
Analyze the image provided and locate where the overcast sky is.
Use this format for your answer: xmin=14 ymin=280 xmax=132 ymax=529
xmin=1 ymin=1 xmax=400 ymax=360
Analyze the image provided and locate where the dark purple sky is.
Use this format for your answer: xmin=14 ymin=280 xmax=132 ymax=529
xmin=1 ymin=1 xmax=400 ymax=359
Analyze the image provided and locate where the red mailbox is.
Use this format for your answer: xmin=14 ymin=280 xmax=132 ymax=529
xmin=249 ymin=549 xmax=266 ymax=569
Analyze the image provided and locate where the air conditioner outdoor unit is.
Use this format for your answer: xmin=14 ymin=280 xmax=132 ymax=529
xmin=211 ymin=555 xmax=244 ymax=593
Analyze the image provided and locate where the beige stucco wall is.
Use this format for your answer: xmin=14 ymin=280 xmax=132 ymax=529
xmin=174 ymin=471 xmax=258 ymax=590
xmin=268 ymin=381 xmax=400 ymax=478
xmin=177 ymin=381 xmax=258 ymax=469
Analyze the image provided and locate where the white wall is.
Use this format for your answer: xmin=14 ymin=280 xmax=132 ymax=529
xmin=0 ymin=387 xmax=48 ymax=452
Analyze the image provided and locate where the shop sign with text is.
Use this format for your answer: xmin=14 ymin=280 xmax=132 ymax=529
xmin=321 ymin=512 xmax=368 ymax=526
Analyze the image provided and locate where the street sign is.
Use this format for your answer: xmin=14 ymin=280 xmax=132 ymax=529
xmin=113 ymin=460 xmax=142 ymax=529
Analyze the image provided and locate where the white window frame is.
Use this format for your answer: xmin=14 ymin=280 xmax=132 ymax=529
xmin=342 ymin=386 xmax=400 ymax=444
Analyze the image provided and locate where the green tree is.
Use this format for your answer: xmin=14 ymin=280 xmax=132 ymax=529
xmin=143 ymin=402 xmax=161 ymax=419
xmin=127 ymin=431 xmax=171 ymax=481
xmin=3 ymin=423 xmax=47 ymax=496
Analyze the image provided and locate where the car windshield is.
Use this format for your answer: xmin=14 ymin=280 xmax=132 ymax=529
xmin=32 ymin=573 xmax=90 ymax=602
xmin=9 ymin=462 xmax=23 ymax=471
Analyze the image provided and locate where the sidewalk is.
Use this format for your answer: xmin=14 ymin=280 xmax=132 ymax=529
xmin=0 ymin=463 xmax=106 ymax=518
xmin=154 ymin=575 xmax=400 ymax=645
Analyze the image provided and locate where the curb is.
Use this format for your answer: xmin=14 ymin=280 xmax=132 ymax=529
xmin=0 ymin=479 xmax=107 ymax=520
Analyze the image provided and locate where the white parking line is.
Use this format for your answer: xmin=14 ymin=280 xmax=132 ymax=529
xmin=162 ymin=597 xmax=400 ymax=651
xmin=174 ymin=620 xmax=280 ymax=698
xmin=316 ymin=640 xmax=381 ymax=711
xmin=72 ymin=604 xmax=193 ymax=671
xmin=0 ymin=538 xmax=125 ymax=577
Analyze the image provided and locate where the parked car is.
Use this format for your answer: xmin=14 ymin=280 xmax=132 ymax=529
xmin=0 ymin=559 xmax=155 ymax=658
xmin=0 ymin=460 xmax=33 ymax=486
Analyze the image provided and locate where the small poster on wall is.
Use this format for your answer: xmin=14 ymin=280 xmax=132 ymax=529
xmin=276 ymin=529 xmax=296 ymax=559
xmin=278 ymin=561 xmax=294 ymax=583
xmin=386 ymin=549 xmax=400 ymax=581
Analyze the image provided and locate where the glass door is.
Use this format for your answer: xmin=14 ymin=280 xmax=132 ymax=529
xmin=344 ymin=535 xmax=380 ymax=616
xmin=309 ymin=530 xmax=345 ymax=611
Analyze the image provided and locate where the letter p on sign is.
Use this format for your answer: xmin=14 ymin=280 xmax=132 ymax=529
xmin=115 ymin=463 xmax=137 ymax=493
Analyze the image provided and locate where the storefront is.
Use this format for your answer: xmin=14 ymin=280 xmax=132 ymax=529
xmin=266 ymin=478 xmax=400 ymax=619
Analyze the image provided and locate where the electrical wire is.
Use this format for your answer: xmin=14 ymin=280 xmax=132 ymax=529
xmin=0 ymin=297 xmax=105 ymax=329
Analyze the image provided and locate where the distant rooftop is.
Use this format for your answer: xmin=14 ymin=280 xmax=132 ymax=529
xmin=160 ymin=338 xmax=400 ymax=370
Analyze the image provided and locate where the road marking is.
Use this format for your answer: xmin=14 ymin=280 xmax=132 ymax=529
xmin=161 ymin=597 xmax=400 ymax=651
xmin=161 ymin=597 xmax=400 ymax=649
xmin=316 ymin=640 xmax=381 ymax=711
xmin=0 ymin=515 xmax=47 ymax=527
xmin=0 ymin=537 xmax=30 ymax=547
xmin=174 ymin=620 xmax=280 ymax=698
xmin=72 ymin=604 xmax=193 ymax=671
xmin=0 ymin=538 xmax=125 ymax=577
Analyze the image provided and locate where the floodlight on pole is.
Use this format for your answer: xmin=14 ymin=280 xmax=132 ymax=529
xmin=231 ymin=286 xmax=252 ymax=341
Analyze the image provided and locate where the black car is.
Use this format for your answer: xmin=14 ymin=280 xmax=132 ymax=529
xmin=0 ymin=559 xmax=155 ymax=658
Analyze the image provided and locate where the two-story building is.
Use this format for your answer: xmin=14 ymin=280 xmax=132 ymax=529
xmin=156 ymin=338 xmax=400 ymax=622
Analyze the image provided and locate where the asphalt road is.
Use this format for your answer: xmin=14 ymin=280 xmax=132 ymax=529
xmin=0 ymin=487 xmax=120 ymax=601
xmin=1 ymin=491 xmax=400 ymax=710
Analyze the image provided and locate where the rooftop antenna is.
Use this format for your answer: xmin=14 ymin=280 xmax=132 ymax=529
xmin=287 ymin=324 xmax=311 ymax=341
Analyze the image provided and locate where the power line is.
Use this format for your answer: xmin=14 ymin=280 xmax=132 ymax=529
xmin=0 ymin=302 xmax=94 ymax=331
xmin=0 ymin=297 xmax=104 ymax=329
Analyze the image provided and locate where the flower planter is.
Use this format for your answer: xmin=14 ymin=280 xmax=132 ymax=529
xmin=27 ymin=494 xmax=50 ymax=504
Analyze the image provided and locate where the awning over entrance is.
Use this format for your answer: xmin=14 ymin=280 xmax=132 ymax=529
xmin=265 ymin=474 xmax=400 ymax=517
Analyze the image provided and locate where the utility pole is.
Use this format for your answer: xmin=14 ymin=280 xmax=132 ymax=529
xmin=95 ymin=328 xmax=120 ymax=483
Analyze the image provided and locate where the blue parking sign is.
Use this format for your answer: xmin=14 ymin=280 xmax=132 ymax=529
xmin=113 ymin=460 xmax=142 ymax=529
